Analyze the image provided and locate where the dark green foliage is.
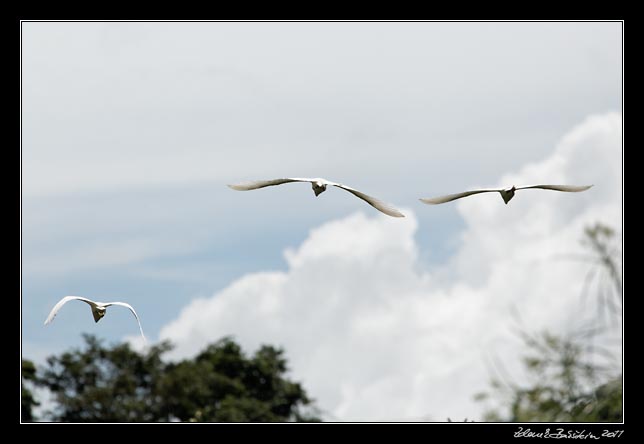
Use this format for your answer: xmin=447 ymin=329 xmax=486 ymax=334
xmin=158 ymin=337 xmax=319 ymax=422
xmin=39 ymin=334 xmax=170 ymax=421
xmin=36 ymin=334 xmax=320 ymax=422
xmin=21 ymin=359 xmax=39 ymax=422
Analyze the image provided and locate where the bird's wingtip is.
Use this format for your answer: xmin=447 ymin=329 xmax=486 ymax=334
xmin=384 ymin=209 xmax=405 ymax=217
xmin=228 ymin=184 xmax=249 ymax=191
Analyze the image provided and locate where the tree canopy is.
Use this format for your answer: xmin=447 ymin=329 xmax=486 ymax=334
xmin=32 ymin=335 xmax=320 ymax=422
xmin=21 ymin=359 xmax=39 ymax=422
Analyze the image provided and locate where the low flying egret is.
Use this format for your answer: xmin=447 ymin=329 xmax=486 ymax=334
xmin=44 ymin=296 xmax=147 ymax=343
xmin=420 ymin=184 xmax=593 ymax=205
xmin=228 ymin=177 xmax=405 ymax=218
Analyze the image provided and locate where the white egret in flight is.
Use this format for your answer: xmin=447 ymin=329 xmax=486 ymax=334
xmin=420 ymin=184 xmax=593 ymax=205
xmin=44 ymin=296 xmax=147 ymax=343
xmin=228 ymin=177 xmax=405 ymax=218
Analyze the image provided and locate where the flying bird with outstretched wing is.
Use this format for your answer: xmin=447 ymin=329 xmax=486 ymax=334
xmin=420 ymin=184 xmax=593 ymax=205
xmin=44 ymin=296 xmax=147 ymax=342
xmin=228 ymin=177 xmax=405 ymax=218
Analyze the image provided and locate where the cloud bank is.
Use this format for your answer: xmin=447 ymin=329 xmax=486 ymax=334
xmin=158 ymin=112 xmax=622 ymax=421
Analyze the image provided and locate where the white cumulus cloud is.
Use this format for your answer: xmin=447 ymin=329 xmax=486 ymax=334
xmin=157 ymin=112 xmax=622 ymax=421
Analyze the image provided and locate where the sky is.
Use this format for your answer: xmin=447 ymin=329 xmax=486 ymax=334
xmin=21 ymin=21 xmax=622 ymax=421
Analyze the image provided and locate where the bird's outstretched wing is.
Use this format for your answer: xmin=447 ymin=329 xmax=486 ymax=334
xmin=515 ymin=184 xmax=593 ymax=192
xmin=419 ymin=189 xmax=501 ymax=205
xmin=333 ymin=184 xmax=405 ymax=218
xmin=44 ymin=296 xmax=97 ymax=325
xmin=227 ymin=178 xmax=313 ymax=191
xmin=104 ymin=302 xmax=147 ymax=343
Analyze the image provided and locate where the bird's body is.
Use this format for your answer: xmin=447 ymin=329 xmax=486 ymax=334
xmin=228 ymin=177 xmax=405 ymax=218
xmin=500 ymin=187 xmax=516 ymax=204
xmin=44 ymin=296 xmax=147 ymax=342
xmin=420 ymin=184 xmax=592 ymax=205
xmin=311 ymin=179 xmax=328 ymax=196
